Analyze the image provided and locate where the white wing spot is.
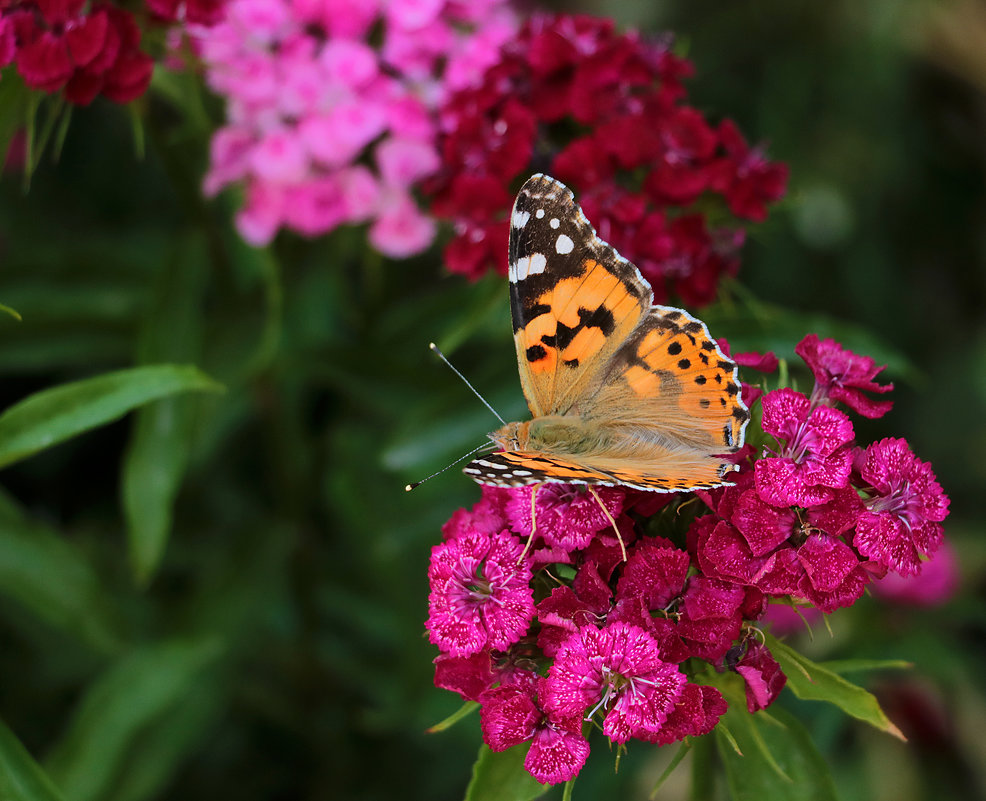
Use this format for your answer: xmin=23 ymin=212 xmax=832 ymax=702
xmin=555 ymin=234 xmax=574 ymax=254
xmin=511 ymin=469 xmax=532 ymax=477
xmin=535 ymin=209 xmax=545 ymax=219
xmin=463 ymin=467 xmax=481 ymax=475
xmin=549 ymin=218 xmax=560 ymax=229
xmin=511 ymin=208 xmax=530 ymax=229
xmin=515 ymin=253 xmax=547 ymax=280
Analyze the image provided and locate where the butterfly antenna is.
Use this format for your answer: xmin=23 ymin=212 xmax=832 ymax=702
xmin=429 ymin=342 xmax=507 ymax=426
xmin=404 ymin=441 xmax=496 ymax=492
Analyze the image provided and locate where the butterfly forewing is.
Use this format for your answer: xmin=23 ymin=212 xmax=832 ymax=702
xmin=507 ymin=174 xmax=652 ymax=417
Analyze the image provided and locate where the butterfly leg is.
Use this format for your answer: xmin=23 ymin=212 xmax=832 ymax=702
xmin=517 ymin=483 xmax=546 ymax=564
xmin=586 ymin=485 xmax=627 ymax=562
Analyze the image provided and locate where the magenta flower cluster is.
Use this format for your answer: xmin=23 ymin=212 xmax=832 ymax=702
xmin=425 ymin=13 xmax=787 ymax=305
xmin=425 ymin=335 xmax=949 ymax=785
xmin=193 ymin=0 xmax=516 ymax=253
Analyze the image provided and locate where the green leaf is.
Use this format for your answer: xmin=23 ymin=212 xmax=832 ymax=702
xmin=427 ymin=701 xmax=478 ymax=734
xmin=0 ymin=303 xmax=22 ymax=321
xmin=45 ymin=639 xmax=223 ymax=801
xmin=765 ymin=634 xmax=905 ymax=739
xmin=0 ymin=488 xmax=122 ymax=652
xmin=817 ymin=658 xmax=912 ymax=675
xmin=715 ymin=703 xmax=839 ymax=801
xmin=464 ymin=744 xmax=548 ymax=801
xmin=0 ymin=73 xmax=30 ymax=170
xmin=122 ymin=236 xmax=208 ymax=585
xmin=0 ymin=364 xmax=223 ymax=470
xmin=648 ymin=740 xmax=691 ymax=799
xmin=122 ymin=395 xmax=196 ymax=585
xmin=0 ymin=717 xmax=68 ymax=801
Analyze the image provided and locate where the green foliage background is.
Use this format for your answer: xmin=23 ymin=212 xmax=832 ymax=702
xmin=0 ymin=1 xmax=983 ymax=799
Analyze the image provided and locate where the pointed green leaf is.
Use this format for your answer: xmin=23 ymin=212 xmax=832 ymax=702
xmin=648 ymin=740 xmax=691 ymax=799
xmin=0 ymin=717 xmax=67 ymax=801
xmin=817 ymin=658 xmax=912 ymax=675
xmin=122 ymin=237 xmax=208 ymax=584
xmin=122 ymin=396 xmax=196 ymax=585
xmin=0 ymin=304 xmax=22 ymax=321
xmin=45 ymin=639 xmax=223 ymax=801
xmin=715 ymin=696 xmax=838 ymax=801
xmin=0 ymin=488 xmax=121 ymax=652
xmin=427 ymin=701 xmax=479 ymax=734
xmin=465 ymin=744 xmax=548 ymax=801
xmin=0 ymin=364 xmax=223 ymax=469
xmin=765 ymin=634 xmax=905 ymax=739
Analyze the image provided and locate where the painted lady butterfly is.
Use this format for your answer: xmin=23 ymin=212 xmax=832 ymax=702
xmin=463 ymin=174 xmax=749 ymax=492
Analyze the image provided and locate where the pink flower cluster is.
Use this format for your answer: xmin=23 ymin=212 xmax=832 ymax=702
xmin=425 ymin=13 xmax=788 ymax=305
xmin=696 ymin=335 xmax=949 ymax=613
xmin=1 ymin=0 xmax=153 ymax=105
xmin=425 ymin=335 xmax=949 ymax=785
xmin=194 ymin=0 xmax=516 ymax=253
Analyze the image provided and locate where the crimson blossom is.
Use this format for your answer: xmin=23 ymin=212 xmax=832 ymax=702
xmin=2 ymin=0 xmax=153 ymax=105
xmin=426 ymin=13 xmax=788 ymax=305
xmin=425 ymin=335 xmax=950 ymax=786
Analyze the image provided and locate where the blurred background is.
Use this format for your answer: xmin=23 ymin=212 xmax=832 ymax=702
xmin=0 ymin=1 xmax=984 ymax=800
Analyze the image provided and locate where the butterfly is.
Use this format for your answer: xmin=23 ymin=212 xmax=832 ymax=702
xmin=463 ymin=174 xmax=749 ymax=492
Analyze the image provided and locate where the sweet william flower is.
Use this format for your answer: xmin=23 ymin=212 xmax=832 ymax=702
xmin=7 ymin=0 xmax=153 ymax=105
xmin=731 ymin=639 xmax=787 ymax=713
xmin=756 ymin=388 xmax=855 ymax=507
xmin=796 ymin=334 xmax=894 ymax=418
xmin=146 ymin=0 xmax=226 ymax=26
xmin=503 ymin=484 xmax=626 ymax=554
xmin=544 ymin=621 xmax=686 ymax=743
xmin=637 ymin=683 xmax=727 ymax=746
xmin=194 ymin=0 xmax=518 ymax=249
xmin=426 ymin=528 xmax=534 ymax=657
xmin=693 ymin=485 xmax=870 ymax=613
xmin=709 ymin=119 xmax=789 ymax=222
xmin=433 ymin=651 xmax=497 ymax=702
xmin=480 ymin=678 xmax=589 ymax=785
xmin=428 ymin=12 xmax=787 ymax=302
xmin=854 ymin=438 xmax=949 ymax=577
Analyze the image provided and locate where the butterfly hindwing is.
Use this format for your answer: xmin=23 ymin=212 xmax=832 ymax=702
xmin=593 ymin=305 xmax=750 ymax=450
xmin=508 ymin=174 xmax=652 ymax=418
xmin=463 ymin=451 xmax=618 ymax=487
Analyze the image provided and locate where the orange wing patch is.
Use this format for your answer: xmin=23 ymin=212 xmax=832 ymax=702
xmin=615 ymin=307 xmax=749 ymax=449
xmin=514 ymin=258 xmax=648 ymax=411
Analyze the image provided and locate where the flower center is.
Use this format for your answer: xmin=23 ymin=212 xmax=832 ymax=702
xmin=584 ymin=665 xmax=655 ymax=721
xmin=866 ymin=481 xmax=913 ymax=524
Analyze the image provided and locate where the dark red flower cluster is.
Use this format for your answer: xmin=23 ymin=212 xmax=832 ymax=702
xmin=426 ymin=336 xmax=949 ymax=786
xmin=1 ymin=0 xmax=153 ymax=105
xmin=426 ymin=13 xmax=788 ymax=305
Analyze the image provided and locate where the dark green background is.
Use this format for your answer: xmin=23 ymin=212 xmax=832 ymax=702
xmin=0 ymin=2 xmax=982 ymax=799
